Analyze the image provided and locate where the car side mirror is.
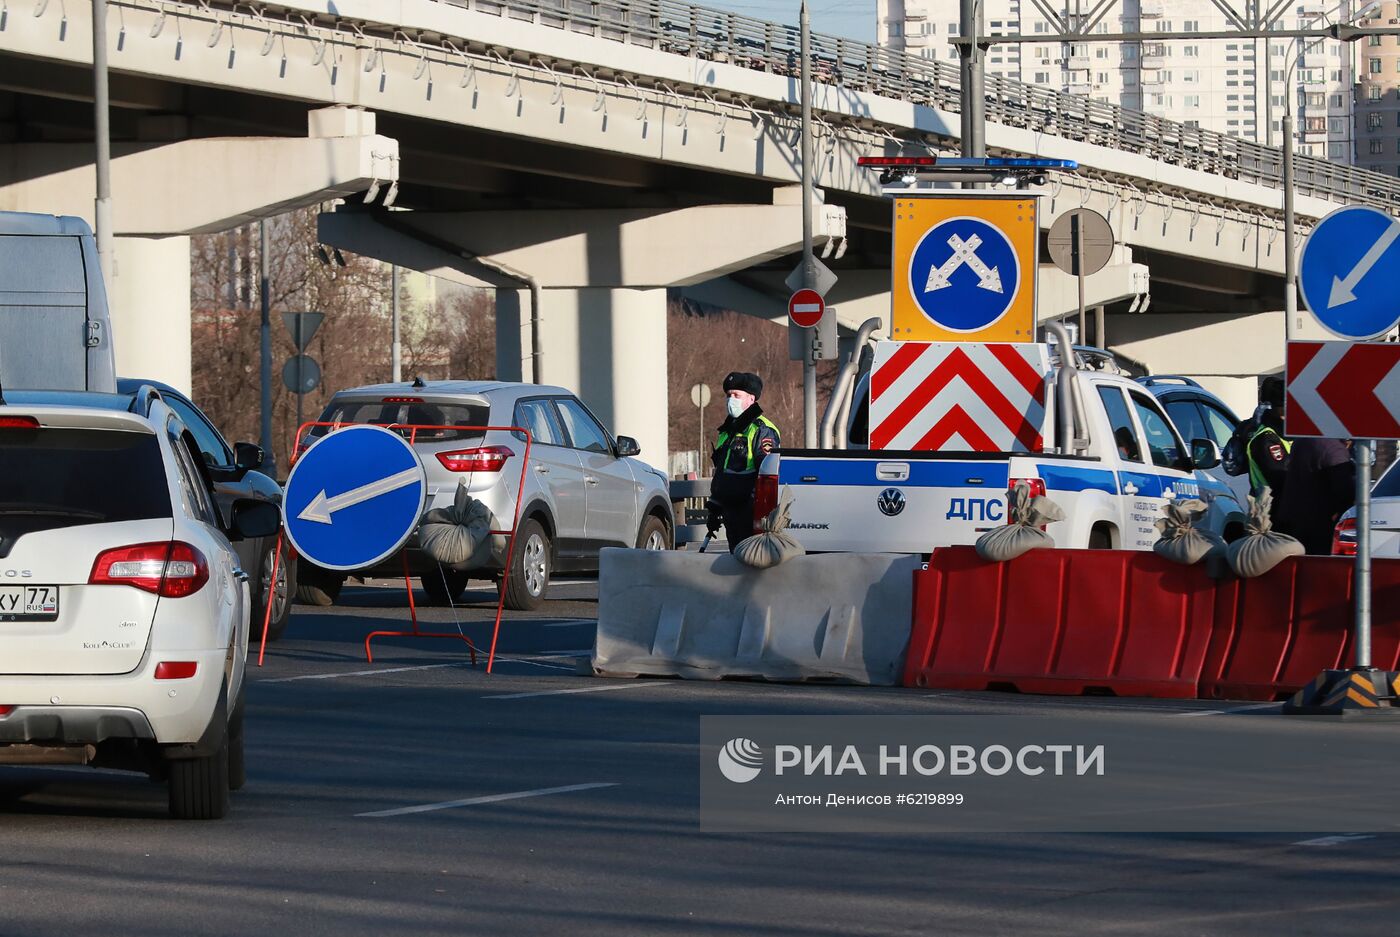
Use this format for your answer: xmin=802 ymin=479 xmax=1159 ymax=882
xmin=1191 ymin=438 xmax=1222 ymax=471
xmin=234 ymin=442 xmax=265 ymax=473
xmin=614 ymin=435 xmax=641 ymax=458
xmin=230 ymin=499 xmax=280 ymax=541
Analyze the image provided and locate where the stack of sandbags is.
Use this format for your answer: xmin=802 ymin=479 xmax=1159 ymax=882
xmin=418 ymin=479 xmax=494 ymax=567
xmin=1153 ymin=498 xmax=1227 ymax=565
xmin=975 ymin=481 xmax=1065 ymax=562
xmin=734 ymin=488 xmax=806 ymax=569
xmin=1227 ymin=490 xmax=1304 ymax=578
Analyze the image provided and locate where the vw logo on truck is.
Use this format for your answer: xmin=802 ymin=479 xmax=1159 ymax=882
xmin=877 ymin=488 xmax=906 ymax=517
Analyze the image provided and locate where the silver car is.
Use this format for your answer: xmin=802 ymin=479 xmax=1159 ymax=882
xmin=295 ymin=380 xmax=672 ymax=610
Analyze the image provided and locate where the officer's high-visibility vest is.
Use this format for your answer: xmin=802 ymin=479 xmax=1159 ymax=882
xmin=1247 ymin=423 xmax=1291 ymax=494
xmin=715 ymin=416 xmax=779 ymax=474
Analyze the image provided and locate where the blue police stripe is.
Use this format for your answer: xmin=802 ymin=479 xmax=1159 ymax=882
xmin=778 ymin=459 xmax=1011 ymax=489
xmin=1035 ymin=463 xmax=1119 ymax=495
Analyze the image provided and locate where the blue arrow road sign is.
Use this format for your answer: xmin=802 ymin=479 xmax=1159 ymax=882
xmin=1299 ymin=205 xmax=1400 ymax=341
xmin=907 ymin=216 xmax=1021 ymax=332
xmin=282 ymin=424 xmax=427 ymax=571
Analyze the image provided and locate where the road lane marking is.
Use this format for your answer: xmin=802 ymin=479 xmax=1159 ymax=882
xmin=484 ymin=682 xmax=670 ymax=700
xmin=357 ymin=782 xmax=618 ymax=818
xmin=260 ymin=662 xmax=466 ymax=683
xmin=1174 ymin=702 xmax=1281 ymax=717
xmin=541 ymin=620 xmax=596 ymax=628
xmin=1293 ymin=834 xmax=1377 ymax=846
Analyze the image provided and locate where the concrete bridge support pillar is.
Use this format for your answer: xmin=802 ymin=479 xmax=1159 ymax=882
xmin=498 ymin=288 xmax=669 ymax=467
xmin=110 ymin=237 xmax=192 ymax=393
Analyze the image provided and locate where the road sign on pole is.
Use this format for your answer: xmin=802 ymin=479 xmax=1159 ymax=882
xmin=891 ymin=195 xmax=1038 ymax=342
xmin=282 ymin=424 xmax=427 ymax=572
xmin=788 ymin=289 xmax=825 ymax=328
xmin=1298 ymin=206 xmax=1400 ymax=341
xmin=1283 ymin=301 xmax=1400 ymax=712
xmin=1048 ymin=209 xmax=1113 ymax=345
xmin=1286 ymin=341 xmax=1400 ymax=440
xmin=282 ymin=312 xmax=325 ymax=352
xmin=691 ymin=382 xmax=711 ymax=473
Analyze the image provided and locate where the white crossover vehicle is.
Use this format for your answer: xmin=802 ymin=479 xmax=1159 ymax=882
xmin=0 ymin=393 xmax=278 ymax=819
xmin=296 ymin=380 xmax=673 ymax=610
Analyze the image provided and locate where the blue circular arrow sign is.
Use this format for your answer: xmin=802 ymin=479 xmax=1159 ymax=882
xmin=907 ymin=216 xmax=1021 ymax=332
xmin=282 ymin=424 xmax=427 ymax=572
xmin=1299 ymin=205 xmax=1400 ymax=341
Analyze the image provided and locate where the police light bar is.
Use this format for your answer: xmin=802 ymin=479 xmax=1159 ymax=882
xmin=857 ymin=155 xmax=1078 ymax=187
xmin=856 ymin=156 xmax=1078 ymax=170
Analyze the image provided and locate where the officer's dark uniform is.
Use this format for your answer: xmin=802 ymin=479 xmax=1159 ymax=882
xmin=709 ymin=372 xmax=780 ymax=552
xmin=1246 ymin=377 xmax=1290 ymax=519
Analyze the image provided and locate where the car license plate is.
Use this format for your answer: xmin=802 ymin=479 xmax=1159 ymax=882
xmin=0 ymin=585 xmax=59 ymax=622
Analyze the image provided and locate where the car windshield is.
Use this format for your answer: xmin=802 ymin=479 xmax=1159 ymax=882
xmin=309 ymin=399 xmax=490 ymax=444
xmin=0 ymin=427 xmax=171 ymax=536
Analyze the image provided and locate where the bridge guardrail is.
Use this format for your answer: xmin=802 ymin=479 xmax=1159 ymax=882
xmin=430 ymin=0 xmax=1400 ymax=214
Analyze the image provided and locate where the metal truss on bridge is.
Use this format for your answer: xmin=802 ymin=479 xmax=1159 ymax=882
xmin=152 ymin=0 xmax=1400 ymax=217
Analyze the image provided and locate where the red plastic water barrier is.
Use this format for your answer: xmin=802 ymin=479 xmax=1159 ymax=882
xmin=1200 ymin=556 xmax=1400 ymax=701
xmin=905 ymin=547 xmax=1217 ymax=698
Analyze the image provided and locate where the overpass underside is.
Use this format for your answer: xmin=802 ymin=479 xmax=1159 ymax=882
xmin=0 ymin=0 xmax=1343 ymax=449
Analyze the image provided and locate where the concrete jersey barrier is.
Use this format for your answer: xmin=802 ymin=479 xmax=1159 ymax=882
xmin=593 ymin=549 xmax=920 ymax=685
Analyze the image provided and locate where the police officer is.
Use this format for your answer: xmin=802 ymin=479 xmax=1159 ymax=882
xmin=1247 ymin=376 xmax=1290 ymax=515
xmin=706 ymin=371 xmax=780 ymax=552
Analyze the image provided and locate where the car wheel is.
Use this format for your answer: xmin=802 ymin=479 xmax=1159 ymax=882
xmin=502 ymin=518 xmax=549 ymax=611
xmin=227 ymin=682 xmax=246 ymax=793
xmin=421 ymin=568 xmax=471 ymax=605
xmin=636 ymin=515 xmax=670 ymax=551
xmin=1088 ymin=526 xmax=1114 ymax=550
xmin=168 ymin=735 xmax=231 ymax=821
xmin=252 ymin=543 xmax=295 ymax=641
xmin=295 ymin=563 xmax=344 ymax=607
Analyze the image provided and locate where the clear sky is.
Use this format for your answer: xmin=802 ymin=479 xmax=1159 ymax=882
xmin=697 ymin=0 xmax=877 ymax=44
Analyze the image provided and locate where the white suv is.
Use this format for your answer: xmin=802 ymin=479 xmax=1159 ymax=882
xmin=0 ymin=393 xmax=278 ymax=819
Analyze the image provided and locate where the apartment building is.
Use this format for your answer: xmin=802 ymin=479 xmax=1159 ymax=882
xmin=876 ymin=0 xmax=1358 ymax=161
xmin=1355 ymin=0 xmax=1400 ymax=174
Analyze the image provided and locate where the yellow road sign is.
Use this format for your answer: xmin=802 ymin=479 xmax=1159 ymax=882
xmin=891 ymin=195 xmax=1039 ymax=343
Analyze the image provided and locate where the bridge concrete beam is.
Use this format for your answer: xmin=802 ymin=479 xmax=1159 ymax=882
xmin=0 ymin=111 xmax=398 ymax=235
xmin=317 ymin=191 xmax=846 ymax=289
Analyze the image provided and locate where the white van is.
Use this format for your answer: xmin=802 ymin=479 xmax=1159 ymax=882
xmin=0 ymin=212 xmax=116 ymax=393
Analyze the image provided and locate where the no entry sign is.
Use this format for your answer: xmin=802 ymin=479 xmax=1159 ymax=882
xmin=788 ymin=289 xmax=825 ymax=328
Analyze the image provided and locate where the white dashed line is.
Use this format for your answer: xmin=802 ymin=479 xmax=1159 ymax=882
xmin=484 ymin=682 xmax=670 ymax=700
xmin=1174 ymin=702 xmax=1281 ymax=717
xmin=357 ymin=782 xmax=618 ymax=818
xmin=1293 ymin=834 xmax=1377 ymax=847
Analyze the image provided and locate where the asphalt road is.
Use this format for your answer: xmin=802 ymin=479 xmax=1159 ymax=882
xmin=2 ymin=578 xmax=1398 ymax=936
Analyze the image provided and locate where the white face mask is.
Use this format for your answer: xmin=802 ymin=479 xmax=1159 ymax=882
xmin=726 ymin=396 xmax=746 ymax=419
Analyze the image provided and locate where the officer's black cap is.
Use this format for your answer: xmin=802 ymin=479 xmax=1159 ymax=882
xmin=1260 ymin=375 xmax=1285 ymax=406
xmin=723 ymin=371 xmax=763 ymax=399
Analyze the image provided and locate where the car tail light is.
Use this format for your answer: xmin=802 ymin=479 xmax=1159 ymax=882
xmin=0 ymin=416 xmax=39 ymax=429
xmin=90 ymin=542 xmax=209 ymax=597
xmin=436 ymin=445 xmax=513 ymax=472
xmin=1333 ymin=518 xmax=1358 ymax=556
xmin=382 ymin=396 xmax=423 ymax=403
xmin=0 ymin=706 xmax=12 ymax=717
xmin=154 ymin=662 xmax=198 ymax=680
xmin=1009 ymin=477 xmax=1048 ymax=499
xmin=753 ymin=472 xmax=779 ymax=533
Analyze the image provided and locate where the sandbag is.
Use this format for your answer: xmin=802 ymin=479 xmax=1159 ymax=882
xmin=734 ymin=488 xmax=806 ymax=569
xmin=1227 ymin=489 xmax=1304 ymax=578
xmin=418 ymin=479 xmax=494 ymax=567
xmin=975 ymin=482 xmax=1065 ymax=562
xmin=1152 ymin=498 xmax=1227 ymax=565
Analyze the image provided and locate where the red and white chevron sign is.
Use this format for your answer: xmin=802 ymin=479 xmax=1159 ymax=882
xmin=869 ymin=341 xmax=1049 ymax=451
xmin=1287 ymin=340 xmax=1400 ymax=440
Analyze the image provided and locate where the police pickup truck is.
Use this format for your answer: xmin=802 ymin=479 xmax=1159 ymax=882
xmin=756 ymin=340 xmax=1247 ymax=553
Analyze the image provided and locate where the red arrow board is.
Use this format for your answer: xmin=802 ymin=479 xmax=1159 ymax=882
xmin=869 ymin=341 xmax=1050 ymax=451
xmin=788 ymin=289 xmax=824 ymax=328
xmin=1287 ymin=340 xmax=1400 ymax=440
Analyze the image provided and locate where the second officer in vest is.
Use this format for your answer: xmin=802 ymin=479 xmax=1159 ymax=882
xmin=707 ymin=371 xmax=781 ymax=552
